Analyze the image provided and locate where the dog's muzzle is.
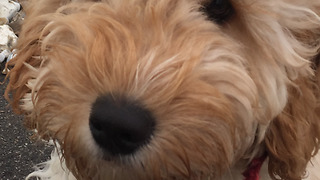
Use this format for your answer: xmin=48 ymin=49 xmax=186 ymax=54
xmin=89 ymin=95 xmax=155 ymax=156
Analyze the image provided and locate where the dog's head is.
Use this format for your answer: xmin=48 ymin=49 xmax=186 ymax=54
xmin=6 ymin=0 xmax=320 ymax=179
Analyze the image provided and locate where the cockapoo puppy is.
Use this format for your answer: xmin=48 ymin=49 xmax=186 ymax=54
xmin=5 ymin=0 xmax=320 ymax=179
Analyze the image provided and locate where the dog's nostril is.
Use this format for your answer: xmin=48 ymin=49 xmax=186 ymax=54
xmin=89 ymin=95 xmax=155 ymax=156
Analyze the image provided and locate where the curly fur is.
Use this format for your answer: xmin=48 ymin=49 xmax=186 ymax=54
xmin=5 ymin=0 xmax=320 ymax=179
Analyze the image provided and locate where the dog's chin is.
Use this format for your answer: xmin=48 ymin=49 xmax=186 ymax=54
xmin=93 ymin=143 xmax=147 ymax=166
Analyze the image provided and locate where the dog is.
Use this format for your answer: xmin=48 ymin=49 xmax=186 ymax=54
xmin=5 ymin=0 xmax=320 ymax=179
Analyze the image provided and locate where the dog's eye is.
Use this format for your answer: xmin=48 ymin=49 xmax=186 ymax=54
xmin=202 ymin=0 xmax=235 ymax=24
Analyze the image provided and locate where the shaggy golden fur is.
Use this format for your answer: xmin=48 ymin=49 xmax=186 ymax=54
xmin=5 ymin=0 xmax=320 ymax=179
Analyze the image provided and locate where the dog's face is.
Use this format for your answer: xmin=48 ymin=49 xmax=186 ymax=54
xmin=6 ymin=0 xmax=320 ymax=179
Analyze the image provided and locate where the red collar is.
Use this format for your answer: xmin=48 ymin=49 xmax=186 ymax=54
xmin=242 ymin=154 xmax=267 ymax=180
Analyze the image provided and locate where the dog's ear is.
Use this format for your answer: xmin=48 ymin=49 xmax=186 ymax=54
xmin=5 ymin=21 xmax=48 ymax=111
xmin=5 ymin=38 xmax=43 ymax=114
xmin=5 ymin=0 xmax=63 ymax=114
xmin=264 ymin=60 xmax=320 ymax=179
xmin=263 ymin=3 xmax=320 ymax=178
xmin=4 ymin=3 xmax=51 ymax=116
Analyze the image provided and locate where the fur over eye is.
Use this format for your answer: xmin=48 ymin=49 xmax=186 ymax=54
xmin=202 ymin=0 xmax=235 ymax=24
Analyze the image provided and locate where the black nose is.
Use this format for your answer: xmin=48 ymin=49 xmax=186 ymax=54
xmin=89 ymin=95 xmax=155 ymax=156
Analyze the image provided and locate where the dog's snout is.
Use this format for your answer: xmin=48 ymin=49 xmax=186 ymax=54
xmin=89 ymin=95 xmax=155 ymax=155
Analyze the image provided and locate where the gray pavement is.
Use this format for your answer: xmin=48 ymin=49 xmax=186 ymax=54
xmin=0 ymin=69 xmax=52 ymax=180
